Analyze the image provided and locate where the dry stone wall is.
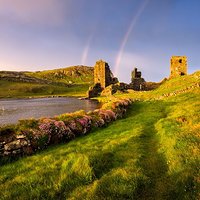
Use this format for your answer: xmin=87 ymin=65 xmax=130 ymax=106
xmin=0 ymin=98 xmax=132 ymax=160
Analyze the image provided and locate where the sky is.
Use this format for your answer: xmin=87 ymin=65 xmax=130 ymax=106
xmin=0 ymin=0 xmax=200 ymax=82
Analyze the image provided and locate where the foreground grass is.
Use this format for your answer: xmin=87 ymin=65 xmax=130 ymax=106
xmin=0 ymin=87 xmax=199 ymax=199
xmin=0 ymin=80 xmax=89 ymax=98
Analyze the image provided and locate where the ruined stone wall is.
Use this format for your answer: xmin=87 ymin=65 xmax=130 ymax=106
xmin=94 ymin=60 xmax=106 ymax=88
xmin=94 ymin=60 xmax=118 ymax=89
xmin=131 ymin=68 xmax=141 ymax=79
xmin=0 ymin=99 xmax=132 ymax=159
xmin=170 ymin=56 xmax=187 ymax=78
xmin=130 ymin=68 xmax=145 ymax=90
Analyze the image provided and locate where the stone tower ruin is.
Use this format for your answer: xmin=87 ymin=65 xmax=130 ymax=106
xmin=94 ymin=60 xmax=118 ymax=89
xmin=87 ymin=60 xmax=118 ymax=98
xmin=130 ymin=68 xmax=145 ymax=90
xmin=170 ymin=56 xmax=187 ymax=78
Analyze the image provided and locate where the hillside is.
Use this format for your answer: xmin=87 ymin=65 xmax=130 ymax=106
xmin=25 ymin=65 xmax=93 ymax=85
xmin=0 ymin=66 xmax=93 ymax=98
xmin=0 ymin=71 xmax=199 ymax=199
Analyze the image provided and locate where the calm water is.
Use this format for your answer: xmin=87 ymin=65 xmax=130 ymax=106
xmin=0 ymin=97 xmax=99 ymax=125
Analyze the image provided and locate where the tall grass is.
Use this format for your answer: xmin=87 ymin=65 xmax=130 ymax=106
xmin=0 ymin=72 xmax=199 ymax=199
xmin=0 ymin=89 xmax=199 ymax=199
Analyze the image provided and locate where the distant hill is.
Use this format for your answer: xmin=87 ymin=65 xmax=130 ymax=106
xmin=0 ymin=66 xmax=94 ymax=98
xmin=25 ymin=65 xmax=94 ymax=85
xmin=0 ymin=65 xmax=94 ymax=85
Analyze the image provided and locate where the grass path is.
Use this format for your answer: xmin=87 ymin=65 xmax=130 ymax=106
xmin=0 ymin=98 xmax=199 ymax=199
xmin=124 ymin=102 xmax=170 ymax=200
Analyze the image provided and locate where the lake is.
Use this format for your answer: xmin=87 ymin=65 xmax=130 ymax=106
xmin=0 ymin=97 xmax=99 ymax=126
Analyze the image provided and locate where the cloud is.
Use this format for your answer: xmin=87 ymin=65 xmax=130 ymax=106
xmin=0 ymin=0 xmax=67 ymax=25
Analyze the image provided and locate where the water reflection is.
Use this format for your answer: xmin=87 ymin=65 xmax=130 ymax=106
xmin=0 ymin=97 xmax=99 ymax=125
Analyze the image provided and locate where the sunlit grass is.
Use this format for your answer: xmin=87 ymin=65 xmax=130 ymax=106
xmin=0 ymin=80 xmax=89 ymax=98
xmin=0 ymin=72 xmax=199 ymax=199
xmin=1 ymin=91 xmax=199 ymax=199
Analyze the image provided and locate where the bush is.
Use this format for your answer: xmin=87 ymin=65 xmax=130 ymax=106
xmin=18 ymin=119 xmax=39 ymax=130
xmin=23 ymin=129 xmax=49 ymax=150
xmin=39 ymin=119 xmax=74 ymax=144
xmin=0 ymin=98 xmax=132 ymax=158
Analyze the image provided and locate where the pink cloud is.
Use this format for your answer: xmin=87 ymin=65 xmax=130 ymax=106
xmin=0 ymin=0 xmax=68 ymax=25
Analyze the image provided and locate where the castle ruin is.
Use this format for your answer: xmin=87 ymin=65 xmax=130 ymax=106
xmin=94 ymin=60 xmax=118 ymax=89
xmin=170 ymin=56 xmax=187 ymax=78
xmin=87 ymin=56 xmax=189 ymax=98
xmin=87 ymin=60 xmax=118 ymax=98
xmin=130 ymin=68 xmax=145 ymax=90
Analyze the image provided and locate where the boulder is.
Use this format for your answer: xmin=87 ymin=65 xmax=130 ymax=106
xmin=4 ymin=139 xmax=29 ymax=151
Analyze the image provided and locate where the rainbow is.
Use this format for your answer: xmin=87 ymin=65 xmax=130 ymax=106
xmin=114 ymin=0 xmax=149 ymax=76
xmin=81 ymin=34 xmax=93 ymax=65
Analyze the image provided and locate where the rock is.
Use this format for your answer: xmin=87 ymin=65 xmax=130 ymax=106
xmin=101 ymin=82 xmax=129 ymax=96
xmin=87 ymin=83 xmax=103 ymax=98
xmin=4 ymin=151 xmax=11 ymax=156
xmin=16 ymin=135 xmax=26 ymax=139
xmin=0 ymin=128 xmax=16 ymax=143
xmin=101 ymin=85 xmax=117 ymax=96
xmin=22 ymin=146 xmax=34 ymax=155
xmin=4 ymin=139 xmax=28 ymax=151
xmin=12 ymin=149 xmax=22 ymax=155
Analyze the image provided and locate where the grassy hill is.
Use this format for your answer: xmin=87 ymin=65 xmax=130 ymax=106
xmin=25 ymin=65 xmax=93 ymax=85
xmin=0 ymin=66 xmax=93 ymax=98
xmin=0 ymin=72 xmax=199 ymax=199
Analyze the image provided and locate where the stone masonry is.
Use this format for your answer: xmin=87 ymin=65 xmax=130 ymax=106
xmin=130 ymin=68 xmax=145 ymax=90
xmin=87 ymin=60 xmax=118 ymax=98
xmin=170 ymin=56 xmax=187 ymax=78
xmin=94 ymin=60 xmax=118 ymax=89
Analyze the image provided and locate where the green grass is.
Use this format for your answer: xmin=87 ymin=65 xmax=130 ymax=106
xmin=114 ymin=71 xmax=200 ymax=101
xmin=0 ymin=72 xmax=199 ymax=199
xmin=0 ymin=80 xmax=89 ymax=98
xmin=0 ymin=86 xmax=199 ymax=199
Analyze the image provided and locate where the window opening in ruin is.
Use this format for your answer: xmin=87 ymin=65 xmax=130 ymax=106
xmin=179 ymin=59 xmax=182 ymax=63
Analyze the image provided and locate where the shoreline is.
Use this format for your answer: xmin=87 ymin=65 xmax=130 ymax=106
xmin=0 ymin=96 xmax=100 ymax=126
xmin=0 ymin=94 xmax=87 ymax=101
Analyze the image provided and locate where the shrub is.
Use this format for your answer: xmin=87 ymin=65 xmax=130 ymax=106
xmin=76 ymin=115 xmax=92 ymax=133
xmin=23 ymin=129 xmax=49 ymax=150
xmin=56 ymin=110 xmax=86 ymax=121
xmin=98 ymin=110 xmax=112 ymax=123
xmin=39 ymin=119 xmax=74 ymax=144
xmin=18 ymin=119 xmax=39 ymax=130
xmin=0 ymin=126 xmax=15 ymax=137
xmin=67 ymin=119 xmax=90 ymax=136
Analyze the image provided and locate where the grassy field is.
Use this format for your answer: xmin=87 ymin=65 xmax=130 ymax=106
xmin=0 ymin=80 xmax=90 ymax=98
xmin=113 ymin=71 xmax=200 ymax=101
xmin=0 ymin=72 xmax=199 ymax=199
